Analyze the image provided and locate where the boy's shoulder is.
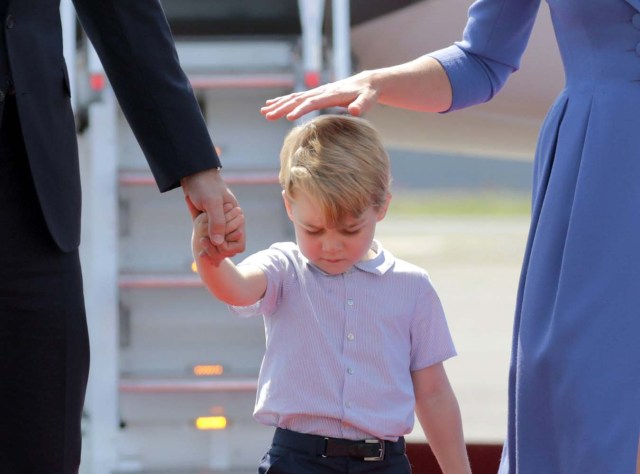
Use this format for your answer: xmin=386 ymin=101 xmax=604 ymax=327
xmin=364 ymin=246 xmax=442 ymax=309
xmin=373 ymin=243 xmax=435 ymax=286
xmin=374 ymin=242 xmax=428 ymax=275
xmin=388 ymin=253 xmax=428 ymax=274
xmin=387 ymin=255 xmax=435 ymax=289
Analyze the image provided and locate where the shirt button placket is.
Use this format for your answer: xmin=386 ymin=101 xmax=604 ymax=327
xmin=343 ymin=291 xmax=356 ymax=415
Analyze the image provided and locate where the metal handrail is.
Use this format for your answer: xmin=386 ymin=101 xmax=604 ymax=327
xmin=119 ymin=274 xmax=204 ymax=289
xmin=189 ymin=73 xmax=295 ymax=90
xmin=119 ymin=377 xmax=258 ymax=393
xmin=119 ymin=170 xmax=279 ymax=187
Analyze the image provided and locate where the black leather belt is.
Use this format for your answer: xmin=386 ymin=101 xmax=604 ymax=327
xmin=272 ymin=427 xmax=406 ymax=462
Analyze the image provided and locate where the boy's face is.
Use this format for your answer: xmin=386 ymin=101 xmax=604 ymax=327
xmin=283 ymin=190 xmax=389 ymax=275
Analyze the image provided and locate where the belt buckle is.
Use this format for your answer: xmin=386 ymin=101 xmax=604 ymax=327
xmin=322 ymin=438 xmax=330 ymax=458
xmin=363 ymin=439 xmax=385 ymax=461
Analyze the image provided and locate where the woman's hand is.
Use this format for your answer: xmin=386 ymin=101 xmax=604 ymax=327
xmin=260 ymin=71 xmax=380 ymax=121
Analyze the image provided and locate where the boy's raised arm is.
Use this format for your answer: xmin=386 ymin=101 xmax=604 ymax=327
xmin=412 ymin=363 xmax=472 ymax=474
xmin=192 ymin=211 xmax=267 ymax=307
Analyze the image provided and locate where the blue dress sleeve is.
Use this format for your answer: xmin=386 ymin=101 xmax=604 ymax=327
xmin=429 ymin=0 xmax=543 ymax=111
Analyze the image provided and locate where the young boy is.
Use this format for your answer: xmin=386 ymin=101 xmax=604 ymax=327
xmin=192 ymin=115 xmax=471 ymax=473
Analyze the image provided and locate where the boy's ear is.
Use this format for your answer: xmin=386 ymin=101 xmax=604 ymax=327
xmin=376 ymin=193 xmax=392 ymax=221
xmin=282 ymin=190 xmax=295 ymax=221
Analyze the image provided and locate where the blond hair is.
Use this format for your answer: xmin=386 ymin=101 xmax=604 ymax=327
xmin=279 ymin=115 xmax=391 ymax=225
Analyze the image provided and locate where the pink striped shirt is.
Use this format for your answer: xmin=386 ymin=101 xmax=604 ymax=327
xmin=230 ymin=240 xmax=456 ymax=441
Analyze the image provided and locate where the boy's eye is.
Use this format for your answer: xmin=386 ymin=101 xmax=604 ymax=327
xmin=305 ymin=229 xmax=322 ymax=235
xmin=342 ymin=228 xmax=361 ymax=235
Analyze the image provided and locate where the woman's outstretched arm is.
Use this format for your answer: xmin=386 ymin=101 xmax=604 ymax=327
xmin=261 ymin=55 xmax=452 ymax=121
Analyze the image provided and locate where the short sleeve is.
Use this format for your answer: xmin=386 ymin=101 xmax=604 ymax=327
xmin=409 ymin=275 xmax=457 ymax=371
xmin=228 ymin=247 xmax=290 ymax=318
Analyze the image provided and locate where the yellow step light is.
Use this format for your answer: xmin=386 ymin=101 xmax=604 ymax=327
xmin=195 ymin=416 xmax=227 ymax=431
xmin=193 ymin=364 xmax=224 ymax=376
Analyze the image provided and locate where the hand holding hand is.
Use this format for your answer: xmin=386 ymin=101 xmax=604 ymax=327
xmin=181 ymin=168 xmax=245 ymax=255
xmin=260 ymin=71 xmax=380 ymax=121
xmin=192 ymin=203 xmax=245 ymax=266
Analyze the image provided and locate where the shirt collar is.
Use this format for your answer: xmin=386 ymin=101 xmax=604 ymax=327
xmin=354 ymin=240 xmax=395 ymax=276
xmin=304 ymin=240 xmax=395 ymax=276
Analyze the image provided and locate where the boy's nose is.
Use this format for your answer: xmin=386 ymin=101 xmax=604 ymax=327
xmin=322 ymin=238 xmax=342 ymax=253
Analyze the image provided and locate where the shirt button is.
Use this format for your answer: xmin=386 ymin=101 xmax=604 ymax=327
xmin=347 ymin=367 xmax=354 ymax=375
xmin=5 ymin=15 xmax=14 ymax=29
xmin=345 ymin=402 xmax=352 ymax=408
xmin=347 ymin=333 xmax=355 ymax=341
xmin=346 ymin=299 xmax=354 ymax=306
xmin=633 ymin=13 xmax=640 ymax=30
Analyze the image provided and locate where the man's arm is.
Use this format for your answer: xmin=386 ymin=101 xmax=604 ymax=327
xmin=72 ymin=0 xmax=240 ymax=248
xmin=412 ymin=363 xmax=472 ymax=474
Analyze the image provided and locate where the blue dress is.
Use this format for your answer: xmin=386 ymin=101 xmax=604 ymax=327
xmin=430 ymin=1 xmax=640 ymax=472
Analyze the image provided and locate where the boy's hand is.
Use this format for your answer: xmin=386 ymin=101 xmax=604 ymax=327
xmin=192 ymin=203 xmax=245 ymax=266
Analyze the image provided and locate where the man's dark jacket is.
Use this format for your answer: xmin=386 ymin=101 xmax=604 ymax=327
xmin=1 ymin=0 xmax=220 ymax=251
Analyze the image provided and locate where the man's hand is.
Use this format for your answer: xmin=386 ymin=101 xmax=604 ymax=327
xmin=181 ymin=168 xmax=245 ymax=255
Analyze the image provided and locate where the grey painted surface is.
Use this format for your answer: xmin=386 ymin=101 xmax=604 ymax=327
xmin=388 ymin=148 xmax=533 ymax=192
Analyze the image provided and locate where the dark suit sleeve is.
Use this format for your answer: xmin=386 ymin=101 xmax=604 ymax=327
xmin=71 ymin=0 xmax=221 ymax=192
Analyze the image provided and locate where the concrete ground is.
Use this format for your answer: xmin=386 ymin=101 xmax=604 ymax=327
xmin=376 ymin=214 xmax=530 ymax=444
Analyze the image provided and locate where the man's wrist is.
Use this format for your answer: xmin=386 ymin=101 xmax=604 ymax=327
xmin=181 ymin=166 xmax=222 ymax=186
